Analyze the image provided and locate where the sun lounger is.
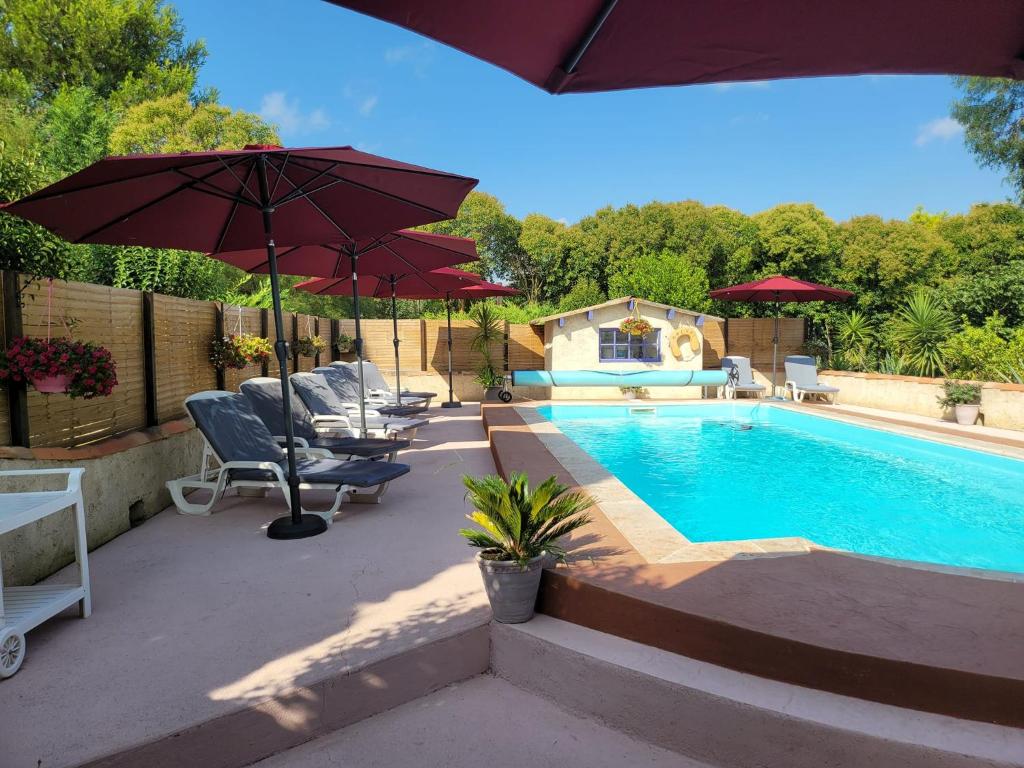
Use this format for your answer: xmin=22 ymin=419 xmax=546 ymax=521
xmin=784 ymin=355 xmax=840 ymax=404
xmin=332 ymin=360 xmax=435 ymax=409
xmin=721 ymin=356 xmax=766 ymax=400
xmin=313 ymin=366 xmax=428 ymax=419
xmin=291 ymin=372 xmax=427 ymax=439
xmin=240 ymin=378 xmax=410 ymax=503
xmin=167 ymin=392 xmax=410 ymax=521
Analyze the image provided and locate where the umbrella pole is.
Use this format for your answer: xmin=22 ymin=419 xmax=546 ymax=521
xmin=390 ymin=276 xmax=402 ymax=404
xmin=350 ymin=252 xmax=369 ymax=437
xmin=441 ymin=293 xmax=460 ymax=408
xmin=771 ymin=300 xmax=780 ymax=399
xmin=257 ymin=156 xmax=326 ymax=540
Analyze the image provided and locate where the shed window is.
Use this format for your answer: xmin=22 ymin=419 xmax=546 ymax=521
xmin=598 ymin=328 xmax=660 ymax=362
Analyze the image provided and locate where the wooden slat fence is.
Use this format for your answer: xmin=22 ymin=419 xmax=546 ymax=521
xmin=507 ymin=322 xmax=544 ymax=370
xmin=701 ymin=319 xmax=727 ymax=369
xmin=153 ymin=294 xmax=218 ymax=423
xmin=20 ymin=278 xmax=147 ymax=448
xmin=722 ymin=317 xmax=804 ymax=371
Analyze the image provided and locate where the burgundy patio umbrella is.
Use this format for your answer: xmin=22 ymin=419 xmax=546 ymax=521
xmin=709 ymin=276 xmax=852 ymax=399
xmin=441 ymin=280 xmax=520 ymax=408
xmin=1 ymin=144 xmax=477 ymax=540
xmin=326 ymin=1 xmax=1024 ymax=94
xmin=295 ymin=260 xmax=482 ymax=409
xmin=219 ymin=231 xmax=479 ymax=433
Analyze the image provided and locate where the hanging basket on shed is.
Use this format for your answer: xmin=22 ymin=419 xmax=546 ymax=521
xmin=619 ymin=316 xmax=652 ymax=337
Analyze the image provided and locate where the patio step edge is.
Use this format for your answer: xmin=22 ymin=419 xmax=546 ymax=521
xmin=491 ymin=616 xmax=1024 ymax=768
xmin=76 ymin=624 xmax=490 ymax=768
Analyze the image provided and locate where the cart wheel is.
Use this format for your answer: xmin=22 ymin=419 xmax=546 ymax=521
xmin=498 ymin=390 xmax=513 ymax=403
xmin=0 ymin=629 xmax=25 ymax=678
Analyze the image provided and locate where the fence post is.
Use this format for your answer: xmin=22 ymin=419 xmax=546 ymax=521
xmin=313 ymin=317 xmax=321 ymax=368
xmin=420 ymin=319 xmax=427 ymax=371
xmin=503 ymin=320 xmax=510 ymax=372
xmin=330 ymin=319 xmax=340 ymax=362
xmin=260 ymin=308 xmax=269 ymax=377
xmin=214 ymin=303 xmax=226 ymax=391
xmin=291 ymin=313 xmax=299 ymax=373
xmin=2 ymin=271 xmax=30 ymax=447
xmin=141 ymin=292 xmax=159 ymax=427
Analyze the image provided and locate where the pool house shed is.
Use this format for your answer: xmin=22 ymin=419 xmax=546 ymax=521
xmin=531 ymin=297 xmax=722 ymax=400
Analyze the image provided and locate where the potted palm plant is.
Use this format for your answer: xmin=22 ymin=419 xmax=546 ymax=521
xmin=470 ymin=302 xmax=505 ymax=401
xmin=938 ymin=380 xmax=982 ymax=425
xmin=461 ymin=472 xmax=592 ymax=623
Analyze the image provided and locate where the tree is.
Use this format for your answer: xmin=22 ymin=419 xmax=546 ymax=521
xmin=945 ymin=261 xmax=1024 ymax=328
xmin=952 ymin=77 xmax=1024 ymax=200
xmin=607 ymin=249 xmax=710 ymax=311
xmin=0 ymin=0 xmax=205 ymax=100
xmin=558 ymin=278 xmax=605 ymax=312
xmin=752 ymin=203 xmax=839 ymax=282
xmin=422 ymin=191 xmax=520 ymax=281
xmin=109 ymin=92 xmax=278 ymax=154
xmin=514 ymin=213 xmax=566 ymax=303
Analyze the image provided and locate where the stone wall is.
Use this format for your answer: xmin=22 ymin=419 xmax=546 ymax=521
xmin=1 ymin=423 xmax=203 ymax=585
xmin=818 ymin=371 xmax=1024 ymax=431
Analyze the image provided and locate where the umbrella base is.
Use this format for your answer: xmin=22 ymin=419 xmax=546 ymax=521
xmin=267 ymin=513 xmax=328 ymax=540
xmin=441 ymin=401 xmax=463 ymax=409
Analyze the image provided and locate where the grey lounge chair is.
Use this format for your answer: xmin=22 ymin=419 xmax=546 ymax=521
xmin=291 ymin=372 xmax=427 ymax=439
xmin=721 ymin=356 xmax=766 ymax=400
xmin=313 ymin=366 xmax=428 ymax=419
xmin=167 ymin=392 xmax=410 ymax=521
xmin=784 ymin=355 xmax=840 ymax=404
xmin=333 ymin=361 xmax=435 ymax=410
xmin=240 ymin=378 xmax=410 ymax=503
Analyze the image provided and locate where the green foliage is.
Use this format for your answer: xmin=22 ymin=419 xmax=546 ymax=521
xmin=294 ymin=335 xmax=327 ymax=357
xmin=469 ymin=302 xmax=504 ymax=385
xmin=892 ymin=290 xmax=954 ymax=377
xmin=460 ymin=472 xmax=592 ymax=565
xmin=937 ymin=380 xmax=982 ymax=409
xmin=836 ymin=310 xmax=874 ymax=369
xmin=209 ymin=333 xmax=271 ymax=370
xmin=333 ymin=333 xmax=354 ymax=354
xmin=421 ymin=191 xmax=518 ymax=281
xmin=608 ymin=249 xmax=710 ymax=311
xmin=952 ymin=77 xmax=1024 ymax=201
xmin=941 ymin=313 xmax=1024 ymax=381
xmin=945 ymin=261 xmax=1024 ymax=327
xmin=558 ymin=278 xmax=605 ymax=312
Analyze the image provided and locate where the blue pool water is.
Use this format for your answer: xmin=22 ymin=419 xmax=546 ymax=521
xmin=537 ymin=404 xmax=1024 ymax=573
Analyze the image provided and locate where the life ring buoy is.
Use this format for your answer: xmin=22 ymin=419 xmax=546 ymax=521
xmin=669 ymin=326 xmax=701 ymax=360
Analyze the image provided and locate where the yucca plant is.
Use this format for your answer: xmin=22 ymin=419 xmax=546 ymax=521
xmin=837 ymin=310 xmax=874 ymax=370
xmin=461 ymin=472 xmax=592 ymax=566
xmin=893 ymin=289 xmax=953 ymax=378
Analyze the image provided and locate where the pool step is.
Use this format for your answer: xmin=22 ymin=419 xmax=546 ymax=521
xmin=491 ymin=616 xmax=1024 ymax=768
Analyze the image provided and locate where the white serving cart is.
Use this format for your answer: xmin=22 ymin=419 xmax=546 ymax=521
xmin=0 ymin=468 xmax=91 ymax=677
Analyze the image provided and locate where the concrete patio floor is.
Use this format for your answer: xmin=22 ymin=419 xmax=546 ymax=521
xmin=253 ymin=675 xmax=708 ymax=768
xmin=0 ymin=405 xmax=493 ymax=768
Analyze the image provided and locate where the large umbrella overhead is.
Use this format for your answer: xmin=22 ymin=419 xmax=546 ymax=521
xmin=221 ymin=232 xmax=478 ymax=433
xmin=296 ymin=261 xmax=482 ymax=409
xmin=326 ymin=1 xmax=1024 ymax=94
xmin=2 ymin=144 xmax=477 ymax=540
xmin=440 ymin=280 xmax=520 ymax=408
xmin=709 ymin=276 xmax=852 ymax=399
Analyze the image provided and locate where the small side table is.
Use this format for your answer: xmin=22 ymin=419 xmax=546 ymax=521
xmin=0 ymin=468 xmax=90 ymax=678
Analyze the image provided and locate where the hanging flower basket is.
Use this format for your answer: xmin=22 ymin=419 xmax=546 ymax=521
xmin=210 ymin=333 xmax=272 ymax=370
xmin=334 ymin=333 xmax=355 ymax=354
xmin=294 ymin=335 xmax=328 ymax=357
xmin=619 ymin=317 xmax=653 ymax=337
xmin=0 ymin=337 xmax=118 ymax=398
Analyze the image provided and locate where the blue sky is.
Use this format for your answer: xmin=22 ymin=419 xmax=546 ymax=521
xmin=176 ymin=0 xmax=1010 ymax=225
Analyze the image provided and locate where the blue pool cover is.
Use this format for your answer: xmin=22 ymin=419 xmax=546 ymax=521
xmin=511 ymin=369 xmax=728 ymax=387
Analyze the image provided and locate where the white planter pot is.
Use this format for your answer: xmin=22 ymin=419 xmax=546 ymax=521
xmin=476 ymin=552 xmax=545 ymax=623
xmin=954 ymin=403 xmax=980 ymax=426
xmin=622 ymin=391 xmax=637 ymax=400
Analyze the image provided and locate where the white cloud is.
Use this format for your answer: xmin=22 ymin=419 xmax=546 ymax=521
xmin=384 ymin=42 xmax=434 ymax=76
xmin=259 ymin=92 xmax=329 ymax=136
xmin=915 ymin=117 xmax=963 ymax=146
xmin=711 ymin=80 xmax=770 ymax=92
xmin=358 ymin=95 xmax=379 ymax=117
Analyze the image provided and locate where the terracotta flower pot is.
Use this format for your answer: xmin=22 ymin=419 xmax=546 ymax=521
xmin=32 ymin=374 xmax=70 ymax=394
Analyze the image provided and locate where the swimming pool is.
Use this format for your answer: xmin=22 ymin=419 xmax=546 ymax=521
xmin=537 ymin=403 xmax=1024 ymax=574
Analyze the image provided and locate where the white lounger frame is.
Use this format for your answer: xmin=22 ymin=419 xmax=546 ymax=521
xmin=784 ymin=380 xmax=839 ymax=404
xmin=166 ymin=392 xmax=351 ymax=523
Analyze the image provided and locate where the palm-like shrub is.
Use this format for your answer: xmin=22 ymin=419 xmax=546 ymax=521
xmin=837 ymin=309 xmax=874 ymax=370
xmin=470 ymin=302 xmax=504 ymax=386
xmin=893 ymin=289 xmax=953 ymax=377
xmin=460 ymin=472 xmax=592 ymax=566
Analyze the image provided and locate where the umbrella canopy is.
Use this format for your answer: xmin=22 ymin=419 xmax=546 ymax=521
xmin=1 ymin=145 xmax=477 ymax=251
xmin=709 ymin=276 xmax=853 ymax=303
xmin=295 ymin=266 xmax=481 ymax=298
xmin=326 ymin=1 xmax=1024 ymax=94
xmin=1 ymin=144 xmax=477 ymax=540
xmin=710 ymin=275 xmax=852 ymax=398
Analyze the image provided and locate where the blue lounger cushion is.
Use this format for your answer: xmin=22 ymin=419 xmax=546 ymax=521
xmin=230 ymin=457 xmax=411 ymax=485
